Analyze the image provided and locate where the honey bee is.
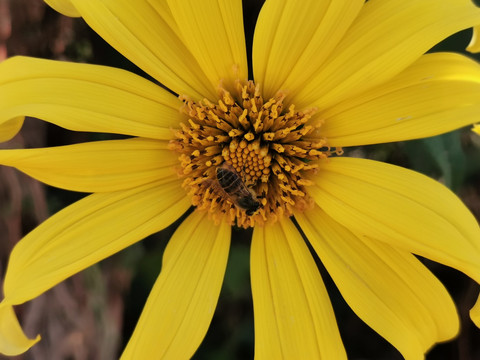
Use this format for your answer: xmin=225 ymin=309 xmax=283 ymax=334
xmin=216 ymin=162 xmax=261 ymax=216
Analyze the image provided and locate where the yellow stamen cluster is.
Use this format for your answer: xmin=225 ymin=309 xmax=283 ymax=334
xmin=170 ymin=81 xmax=336 ymax=228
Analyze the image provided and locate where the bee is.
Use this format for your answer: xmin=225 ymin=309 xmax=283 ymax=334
xmin=216 ymin=162 xmax=261 ymax=216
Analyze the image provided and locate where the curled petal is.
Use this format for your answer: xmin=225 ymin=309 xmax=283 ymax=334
xmin=0 ymin=304 xmax=40 ymax=356
xmin=0 ymin=117 xmax=23 ymax=143
xmin=122 ymin=211 xmax=230 ymax=359
xmin=44 ymin=0 xmax=80 ymax=17
xmin=467 ymin=25 xmax=480 ymax=53
xmin=473 ymin=124 xmax=480 ymax=135
xmin=471 ymin=294 xmax=480 ymax=328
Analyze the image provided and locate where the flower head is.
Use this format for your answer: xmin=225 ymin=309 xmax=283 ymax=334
xmin=1 ymin=0 xmax=480 ymax=359
xmin=169 ymin=81 xmax=339 ymax=228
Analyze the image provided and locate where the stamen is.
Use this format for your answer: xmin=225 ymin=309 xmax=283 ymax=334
xmin=170 ymin=80 xmax=330 ymax=228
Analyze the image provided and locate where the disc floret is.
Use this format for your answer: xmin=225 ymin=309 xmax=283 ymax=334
xmin=170 ymin=81 xmax=338 ymax=228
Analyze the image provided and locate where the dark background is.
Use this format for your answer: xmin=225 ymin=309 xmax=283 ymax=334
xmin=0 ymin=0 xmax=480 ymax=359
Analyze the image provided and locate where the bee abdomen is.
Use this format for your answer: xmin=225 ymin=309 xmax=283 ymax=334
xmin=216 ymin=164 xmax=262 ymax=216
xmin=216 ymin=167 xmax=244 ymax=194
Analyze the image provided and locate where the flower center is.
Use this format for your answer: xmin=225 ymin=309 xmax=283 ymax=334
xmin=170 ymin=81 xmax=339 ymax=228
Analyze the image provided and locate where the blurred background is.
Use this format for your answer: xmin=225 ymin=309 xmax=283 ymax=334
xmin=0 ymin=0 xmax=480 ymax=359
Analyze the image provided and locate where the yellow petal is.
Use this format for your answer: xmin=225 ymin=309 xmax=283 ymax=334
xmin=0 ymin=57 xmax=182 ymax=139
xmin=291 ymin=0 xmax=480 ymax=110
xmin=309 ymin=157 xmax=480 ymax=324
xmin=253 ymin=0 xmax=363 ymax=100
xmin=471 ymin=293 xmax=480 ymax=327
xmin=473 ymin=124 xmax=480 ymax=135
xmin=50 ymin=0 xmax=215 ymax=100
xmin=296 ymin=207 xmax=459 ymax=359
xmin=467 ymin=25 xmax=480 ymax=53
xmin=121 ymin=211 xmax=230 ymax=360
xmin=319 ymin=53 xmax=480 ymax=147
xmin=0 ymin=304 xmax=40 ymax=355
xmin=0 ymin=117 xmax=23 ymax=143
xmin=43 ymin=0 xmax=80 ymax=17
xmin=0 ymin=138 xmax=177 ymax=192
xmin=3 ymin=178 xmax=190 ymax=305
xmin=166 ymin=0 xmax=248 ymax=94
xmin=251 ymin=218 xmax=346 ymax=359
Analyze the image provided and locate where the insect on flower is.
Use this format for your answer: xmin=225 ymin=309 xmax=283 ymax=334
xmin=1 ymin=1 xmax=480 ymax=359
xmin=216 ymin=162 xmax=262 ymax=216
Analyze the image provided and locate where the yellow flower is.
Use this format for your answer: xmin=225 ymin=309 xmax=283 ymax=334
xmin=1 ymin=0 xmax=480 ymax=358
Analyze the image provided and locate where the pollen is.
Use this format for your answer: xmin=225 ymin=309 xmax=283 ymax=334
xmin=169 ymin=81 xmax=339 ymax=228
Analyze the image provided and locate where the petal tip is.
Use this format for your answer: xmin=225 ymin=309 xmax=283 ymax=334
xmin=0 ymin=117 xmax=24 ymax=143
xmin=44 ymin=0 xmax=80 ymax=17
xmin=473 ymin=124 xmax=480 ymax=135
xmin=0 ymin=303 xmax=40 ymax=356
xmin=469 ymin=293 xmax=480 ymax=328
xmin=467 ymin=25 xmax=480 ymax=53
